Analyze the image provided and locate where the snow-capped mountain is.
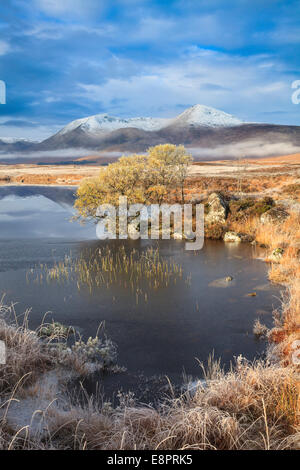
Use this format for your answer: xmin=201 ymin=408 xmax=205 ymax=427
xmin=56 ymin=105 xmax=243 ymax=138
xmin=57 ymin=113 xmax=170 ymax=136
xmin=36 ymin=105 xmax=244 ymax=151
xmin=170 ymin=104 xmax=243 ymax=128
xmin=2 ymin=104 xmax=300 ymax=159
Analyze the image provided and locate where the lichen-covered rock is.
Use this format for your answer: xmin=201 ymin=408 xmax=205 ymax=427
xmin=205 ymin=192 xmax=228 ymax=224
xmin=173 ymin=232 xmax=183 ymax=240
xmin=224 ymin=231 xmax=243 ymax=243
xmin=268 ymin=247 xmax=284 ymax=262
xmin=260 ymin=207 xmax=289 ymax=224
xmin=224 ymin=231 xmax=253 ymax=243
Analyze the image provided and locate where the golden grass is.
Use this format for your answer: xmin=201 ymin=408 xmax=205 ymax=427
xmin=222 ymin=202 xmax=299 ymax=376
xmin=229 ymin=211 xmax=300 ymax=287
xmin=256 ymin=212 xmax=300 ymax=250
xmin=0 ymin=305 xmax=54 ymax=394
xmin=229 ymin=211 xmax=300 ymax=249
xmin=47 ymin=359 xmax=299 ymax=450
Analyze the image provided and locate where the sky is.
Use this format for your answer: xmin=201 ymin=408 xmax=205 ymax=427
xmin=0 ymin=0 xmax=300 ymax=140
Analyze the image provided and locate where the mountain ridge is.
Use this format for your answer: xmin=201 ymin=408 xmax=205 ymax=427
xmin=55 ymin=104 xmax=244 ymax=138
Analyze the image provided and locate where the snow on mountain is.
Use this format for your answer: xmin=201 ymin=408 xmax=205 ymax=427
xmin=170 ymin=105 xmax=243 ymax=128
xmin=57 ymin=113 xmax=169 ymax=136
xmin=56 ymin=105 xmax=243 ymax=138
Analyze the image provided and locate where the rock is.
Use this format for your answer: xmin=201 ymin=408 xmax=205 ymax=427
xmin=173 ymin=232 xmax=183 ymax=240
xmin=205 ymin=192 xmax=228 ymax=224
xmin=247 ymin=292 xmax=257 ymax=297
xmin=260 ymin=207 xmax=289 ymax=224
xmin=127 ymin=221 xmax=140 ymax=238
xmin=224 ymin=231 xmax=242 ymax=242
xmin=224 ymin=231 xmax=252 ymax=243
xmin=209 ymin=277 xmax=236 ymax=288
xmin=268 ymin=247 xmax=284 ymax=262
xmin=183 ymin=231 xmax=196 ymax=240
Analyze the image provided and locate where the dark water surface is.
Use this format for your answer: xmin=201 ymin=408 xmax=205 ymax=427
xmin=0 ymin=186 xmax=280 ymax=387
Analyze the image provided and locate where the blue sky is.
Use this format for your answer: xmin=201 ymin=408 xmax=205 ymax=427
xmin=0 ymin=0 xmax=300 ymax=140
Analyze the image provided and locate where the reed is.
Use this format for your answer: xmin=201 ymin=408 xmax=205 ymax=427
xmin=26 ymin=246 xmax=186 ymax=304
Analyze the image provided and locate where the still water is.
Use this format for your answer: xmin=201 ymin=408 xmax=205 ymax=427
xmin=0 ymin=186 xmax=280 ymax=386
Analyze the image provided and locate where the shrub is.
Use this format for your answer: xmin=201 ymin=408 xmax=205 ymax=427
xmin=205 ymin=223 xmax=226 ymax=239
xmin=229 ymin=197 xmax=274 ymax=221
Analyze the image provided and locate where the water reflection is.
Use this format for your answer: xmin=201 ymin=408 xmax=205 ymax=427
xmin=0 ymin=186 xmax=95 ymax=239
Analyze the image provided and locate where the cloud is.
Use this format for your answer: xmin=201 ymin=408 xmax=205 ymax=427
xmin=77 ymin=49 xmax=295 ymax=124
xmin=0 ymin=40 xmax=11 ymax=56
xmin=22 ymin=23 xmax=114 ymax=40
xmin=189 ymin=141 xmax=300 ymax=160
xmin=0 ymin=120 xmax=38 ymax=128
xmin=33 ymin=0 xmax=105 ymax=18
xmin=44 ymin=97 xmax=61 ymax=103
xmin=0 ymin=148 xmax=97 ymax=160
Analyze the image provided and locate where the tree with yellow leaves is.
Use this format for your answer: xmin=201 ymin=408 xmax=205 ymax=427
xmin=74 ymin=144 xmax=193 ymax=220
xmin=147 ymin=144 xmax=192 ymax=203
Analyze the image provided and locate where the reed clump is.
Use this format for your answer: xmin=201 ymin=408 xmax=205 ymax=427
xmin=26 ymin=246 xmax=186 ymax=303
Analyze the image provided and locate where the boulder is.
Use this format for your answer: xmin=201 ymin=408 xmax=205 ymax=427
xmin=224 ymin=231 xmax=242 ymax=242
xmin=205 ymin=192 xmax=228 ymax=224
xmin=173 ymin=232 xmax=183 ymax=240
xmin=268 ymin=247 xmax=284 ymax=262
xmin=260 ymin=207 xmax=289 ymax=224
xmin=224 ymin=231 xmax=253 ymax=243
xmin=224 ymin=231 xmax=243 ymax=243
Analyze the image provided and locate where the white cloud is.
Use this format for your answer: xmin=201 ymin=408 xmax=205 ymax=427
xmin=23 ymin=22 xmax=114 ymax=40
xmin=44 ymin=96 xmax=61 ymax=103
xmin=34 ymin=0 xmax=104 ymax=18
xmin=189 ymin=141 xmax=300 ymax=159
xmin=0 ymin=40 xmax=11 ymax=56
xmin=0 ymin=117 xmax=62 ymax=140
xmin=76 ymin=49 xmax=295 ymax=124
xmin=112 ymin=12 xmax=249 ymax=49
